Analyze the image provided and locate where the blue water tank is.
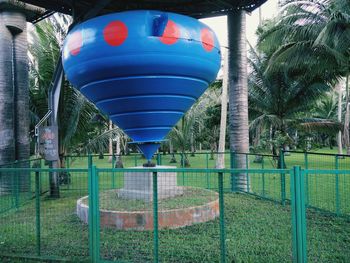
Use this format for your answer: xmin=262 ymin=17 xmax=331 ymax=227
xmin=62 ymin=10 xmax=221 ymax=160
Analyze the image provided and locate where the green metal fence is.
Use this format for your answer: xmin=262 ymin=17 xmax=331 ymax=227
xmin=282 ymin=150 xmax=350 ymax=170
xmin=64 ymin=151 xmax=278 ymax=170
xmin=0 ymin=155 xmax=349 ymax=262
xmin=0 ymin=167 xmax=90 ymax=262
xmin=66 ymin=149 xmax=350 ymax=171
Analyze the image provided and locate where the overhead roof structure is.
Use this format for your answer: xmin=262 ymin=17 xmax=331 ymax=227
xmin=0 ymin=0 xmax=45 ymax=21
xmin=16 ymin=0 xmax=267 ymax=23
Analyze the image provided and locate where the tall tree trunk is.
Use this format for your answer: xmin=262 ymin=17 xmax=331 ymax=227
xmin=227 ymin=11 xmax=249 ymax=191
xmin=116 ymin=135 xmax=121 ymax=156
xmin=190 ymin=132 xmax=195 ymax=156
xmin=345 ymin=105 xmax=350 ymax=154
xmin=108 ymin=120 xmax=113 ymax=163
xmin=115 ymin=134 xmax=123 ymax=168
xmin=169 ymin=140 xmax=177 ymax=163
xmin=344 ymin=76 xmax=350 ymax=154
xmin=337 ymin=82 xmax=343 ymax=154
xmin=216 ymin=50 xmax=228 ymax=169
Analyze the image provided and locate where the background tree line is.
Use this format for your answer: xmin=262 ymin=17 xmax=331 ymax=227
xmin=29 ymin=0 xmax=350 ymax=170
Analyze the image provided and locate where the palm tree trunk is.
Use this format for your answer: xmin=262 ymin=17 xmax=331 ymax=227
xmin=344 ymin=76 xmax=350 ymax=154
xmin=169 ymin=140 xmax=177 ymax=163
xmin=190 ymin=132 xmax=195 ymax=156
xmin=344 ymin=102 xmax=350 ymax=154
xmin=115 ymin=134 xmax=123 ymax=168
xmin=216 ymin=50 xmax=228 ymax=169
xmin=108 ymin=121 xmax=113 ymax=163
xmin=337 ymin=82 xmax=343 ymax=154
xmin=227 ymin=11 xmax=249 ymax=191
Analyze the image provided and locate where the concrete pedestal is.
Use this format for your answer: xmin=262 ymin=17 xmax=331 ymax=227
xmin=117 ymin=166 xmax=183 ymax=201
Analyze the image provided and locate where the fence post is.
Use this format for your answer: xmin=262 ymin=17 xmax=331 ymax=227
xmin=291 ymin=166 xmax=307 ymax=263
xmin=218 ymin=171 xmax=226 ymax=263
xmin=88 ymin=165 xmax=100 ymax=263
xmin=281 ymin=172 xmax=286 ymax=206
xmin=304 ymin=152 xmax=309 ymax=207
xmin=35 ymin=169 xmax=41 ymax=256
xmin=334 ymin=155 xmax=340 ymax=216
xmin=39 ymin=159 xmax=43 ymax=194
xmin=245 ymin=154 xmax=250 ymax=193
xmin=280 ymin=149 xmax=286 ymax=206
xmin=93 ymin=166 xmax=100 ymax=262
xmin=88 ymin=162 xmax=93 ymax=261
xmin=153 ymin=171 xmax=159 ymax=263
xmin=134 ymin=154 xmax=138 ymax=166
xmin=13 ymin=162 xmax=19 ymax=209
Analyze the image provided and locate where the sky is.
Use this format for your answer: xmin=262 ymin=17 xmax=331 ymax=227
xmin=200 ymin=0 xmax=280 ymax=48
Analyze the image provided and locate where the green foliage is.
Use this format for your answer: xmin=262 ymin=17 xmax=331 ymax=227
xmin=168 ymin=88 xmax=220 ymax=164
xmin=248 ymin=43 xmax=332 ymax=152
xmin=29 ymin=16 xmax=120 ymax=158
xmin=258 ymin=0 xmax=350 ymax=79
xmin=250 ymin=0 xmax=350 ymax=152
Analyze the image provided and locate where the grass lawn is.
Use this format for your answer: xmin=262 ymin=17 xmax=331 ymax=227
xmin=0 ymin=189 xmax=349 ymax=262
xmin=65 ymin=147 xmax=350 ymax=170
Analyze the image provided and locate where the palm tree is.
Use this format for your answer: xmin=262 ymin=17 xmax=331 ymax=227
xmin=169 ymin=88 xmax=219 ymax=166
xmin=301 ymin=91 xmax=339 ymax=148
xmin=258 ymin=0 xmax=350 ymax=153
xmin=248 ymin=46 xmax=332 ymax=166
xmin=227 ymin=11 xmax=250 ymax=191
xmin=259 ymin=0 xmax=349 ymax=70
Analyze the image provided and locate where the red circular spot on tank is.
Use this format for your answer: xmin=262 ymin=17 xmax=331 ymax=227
xmin=201 ymin=28 xmax=214 ymax=52
xmin=159 ymin=20 xmax=180 ymax=45
xmin=68 ymin=31 xmax=83 ymax=56
xmin=103 ymin=21 xmax=128 ymax=46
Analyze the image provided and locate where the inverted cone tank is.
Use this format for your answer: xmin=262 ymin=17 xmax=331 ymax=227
xmin=62 ymin=10 xmax=221 ymax=160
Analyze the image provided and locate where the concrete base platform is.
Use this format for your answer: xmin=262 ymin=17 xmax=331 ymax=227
xmin=76 ymin=189 xmax=219 ymax=231
xmin=117 ymin=166 xmax=183 ymax=201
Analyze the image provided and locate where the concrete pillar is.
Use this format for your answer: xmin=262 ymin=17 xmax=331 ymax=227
xmin=0 ymin=11 xmax=16 ymax=165
xmin=0 ymin=10 xmax=30 ymax=192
